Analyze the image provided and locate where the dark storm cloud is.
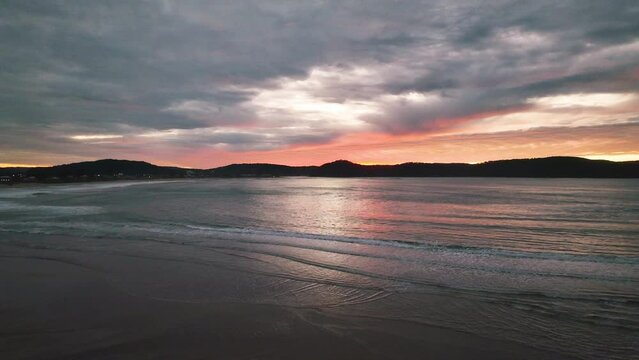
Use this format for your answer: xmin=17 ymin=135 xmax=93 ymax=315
xmin=361 ymin=0 xmax=639 ymax=133
xmin=1 ymin=0 xmax=638 ymax=160
xmin=201 ymin=131 xmax=340 ymax=152
xmin=129 ymin=127 xmax=341 ymax=153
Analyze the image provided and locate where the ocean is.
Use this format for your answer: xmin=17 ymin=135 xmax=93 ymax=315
xmin=1 ymin=178 xmax=638 ymax=359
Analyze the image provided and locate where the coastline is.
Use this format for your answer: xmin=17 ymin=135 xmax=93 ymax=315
xmin=2 ymin=157 xmax=638 ymax=185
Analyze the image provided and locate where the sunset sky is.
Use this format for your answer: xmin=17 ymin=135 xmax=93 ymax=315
xmin=1 ymin=1 xmax=638 ymax=168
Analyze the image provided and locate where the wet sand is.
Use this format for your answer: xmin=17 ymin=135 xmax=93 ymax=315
xmin=0 ymin=235 xmax=576 ymax=360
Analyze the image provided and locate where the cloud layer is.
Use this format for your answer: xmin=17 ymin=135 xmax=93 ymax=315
xmin=1 ymin=1 xmax=638 ymax=166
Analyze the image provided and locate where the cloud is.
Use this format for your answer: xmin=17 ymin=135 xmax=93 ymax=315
xmin=1 ymin=1 xmax=638 ymax=165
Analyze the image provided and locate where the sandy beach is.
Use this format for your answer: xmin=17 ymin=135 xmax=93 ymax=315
xmin=1 ymin=233 xmax=575 ymax=360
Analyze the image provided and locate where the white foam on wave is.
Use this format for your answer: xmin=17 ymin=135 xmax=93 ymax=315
xmin=0 ymin=200 xmax=103 ymax=215
xmin=0 ymin=180 xmax=185 ymax=199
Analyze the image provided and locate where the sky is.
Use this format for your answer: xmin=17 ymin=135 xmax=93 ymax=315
xmin=1 ymin=1 xmax=638 ymax=168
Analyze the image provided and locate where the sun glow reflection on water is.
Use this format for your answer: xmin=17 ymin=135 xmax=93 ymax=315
xmin=0 ymin=178 xmax=638 ymax=359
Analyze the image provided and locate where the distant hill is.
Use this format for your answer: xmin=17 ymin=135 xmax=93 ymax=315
xmin=470 ymin=157 xmax=639 ymax=178
xmin=312 ymin=157 xmax=639 ymax=178
xmin=1 ymin=157 xmax=638 ymax=183
xmin=209 ymin=163 xmax=315 ymax=177
xmin=0 ymin=159 xmax=201 ymax=181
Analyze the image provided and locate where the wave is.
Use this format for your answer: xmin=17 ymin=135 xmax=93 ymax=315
xmin=1 ymin=217 xmax=638 ymax=267
xmin=0 ymin=201 xmax=103 ymax=215
xmin=178 ymin=223 xmax=639 ymax=265
xmin=0 ymin=180 xmax=183 ymax=199
xmin=2 ymin=219 xmax=638 ymax=298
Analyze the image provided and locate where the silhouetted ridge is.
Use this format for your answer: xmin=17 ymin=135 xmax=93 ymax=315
xmin=1 ymin=156 xmax=638 ymax=183
xmin=31 ymin=159 xmax=188 ymax=178
xmin=209 ymin=163 xmax=315 ymax=177
xmin=473 ymin=157 xmax=636 ymax=177
xmin=313 ymin=157 xmax=639 ymax=177
xmin=0 ymin=159 xmax=201 ymax=182
xmin=322 ymin=160 xmax=357 ymax=166
xmin=316 ymin=160 xmax=365 ymax=177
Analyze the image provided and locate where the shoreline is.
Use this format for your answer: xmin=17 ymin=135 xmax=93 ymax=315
xmin=2 ymin=175 xmax=639 ymax=189
xmin=0 ymin=233 xmax=577 ymax=360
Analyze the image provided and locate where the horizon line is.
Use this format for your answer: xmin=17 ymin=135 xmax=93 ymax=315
xmin=2 ymin=155 xmax=639 ymax=170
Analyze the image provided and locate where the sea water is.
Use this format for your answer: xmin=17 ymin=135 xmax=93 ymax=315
xmin=1 ymin=178 xmax=637 ymax=359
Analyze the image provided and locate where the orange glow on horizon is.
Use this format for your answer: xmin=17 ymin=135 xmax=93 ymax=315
xmin=0 ymin=163 xmax=46 ymax=168
xmin=3 ymin=120 xmax=638 ymax=168
xmin=164 ymin=122 xmax=639 ymax=168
